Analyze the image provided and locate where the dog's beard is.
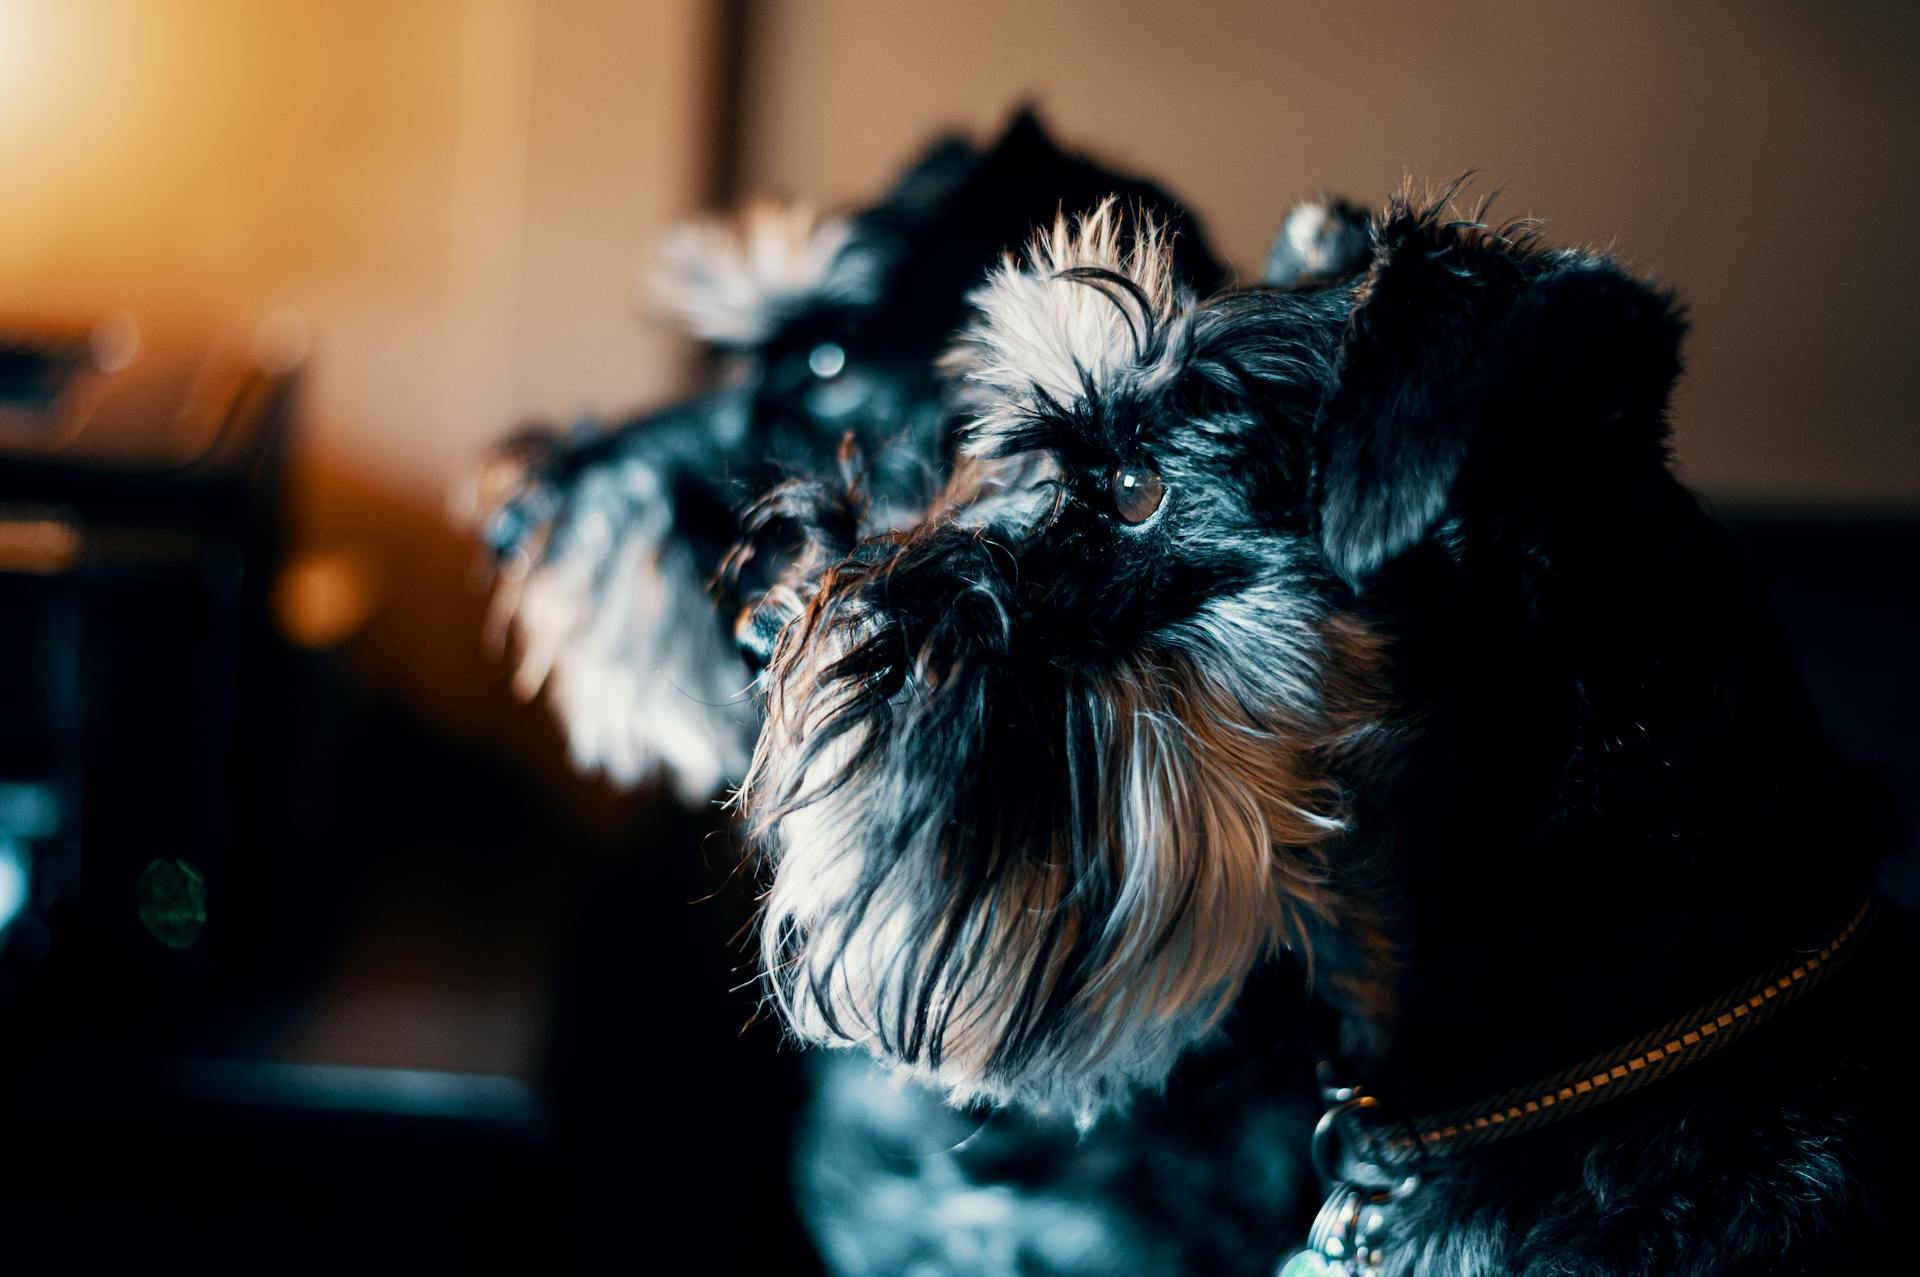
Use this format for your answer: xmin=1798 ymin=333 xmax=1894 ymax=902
xmin=743 ymin=571 xmax=1363 ymax=1120
xmin=492 ymin=458 xmax=753 ymax=802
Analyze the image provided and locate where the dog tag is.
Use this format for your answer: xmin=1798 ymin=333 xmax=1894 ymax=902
xmin=1277 ymin=1251 xmax=1338 ymax=1277
xmin=1285 ymin=1172 xmax=1410 ymax=1277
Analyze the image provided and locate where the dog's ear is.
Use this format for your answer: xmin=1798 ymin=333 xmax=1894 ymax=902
xmin=854 ymin=108 xmax=1065 ymax=253
xmin=1315 ymin=196 xmax=1685 ymax=588
xmin=861 ymin=129 xmax=983 ymax=231
xmin=974 ymin=107 xmax=1229 ymax=297
xmin=1265 ymin=197 xmax=1372 ymax=288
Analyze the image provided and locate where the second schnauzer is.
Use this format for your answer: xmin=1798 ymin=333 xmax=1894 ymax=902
xmin=739 ymin=188 xmax=1906 ymax=1273
xmin=466 ymin=111 xmax=1220 ymax=800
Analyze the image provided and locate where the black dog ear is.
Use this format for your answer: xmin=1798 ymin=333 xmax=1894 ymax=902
xmin=1315 ymin=194 xmax=1685 ymax=588
xmin=970 ymin=105 xmax=1229 ymax=296
xmin=860 ymin=107 xmax=1228 ymax=359
xmin=865 ymin=131 xmax=982 ymax=226
xmin=1265 ymin=197 xmax=1372 ymax=288
xmin=855 ymin=107 xmax=1064 ymax=248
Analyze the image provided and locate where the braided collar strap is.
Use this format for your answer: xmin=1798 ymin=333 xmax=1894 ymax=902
xmin=1355 ymin=895 xmax=1878 ymax=1168
xmin=1282 ymin=898 xmax=1879 ymax=1275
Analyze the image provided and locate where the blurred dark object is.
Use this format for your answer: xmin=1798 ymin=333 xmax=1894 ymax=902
xmin=0 ymin=315 xmax=296 ymax=1009
xmin=0 ymin=317 xmax=817 ymax=1272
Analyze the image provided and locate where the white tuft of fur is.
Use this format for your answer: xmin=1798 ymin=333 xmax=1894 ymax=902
xmin=492 ymin=457 xmax=754 ymax=801
xmin=651 ymin=202 xmax=870 ymax=347
xmin=1264 ymin=197 xmax=1373 ymax=287
xmin=947 ymin=198 xmax=1193 ymax=457
xmin=1284 ymin=202 xmax=1333 ymax=262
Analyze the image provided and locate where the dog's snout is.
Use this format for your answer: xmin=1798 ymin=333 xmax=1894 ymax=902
xmin=734 ymin=599 xmax=784 ymax=674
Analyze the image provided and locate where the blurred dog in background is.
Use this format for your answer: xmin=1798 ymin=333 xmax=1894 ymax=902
xmin=465 ymin=110 xmax=1220 ymax=801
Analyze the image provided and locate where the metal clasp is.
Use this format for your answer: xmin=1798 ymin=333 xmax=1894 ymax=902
xmin=1286 ymin=1088 xmax=1420 ymax=1277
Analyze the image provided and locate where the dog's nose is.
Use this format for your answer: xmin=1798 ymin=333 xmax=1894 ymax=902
xmin=734 ymin=599 xmax=783 ymax=675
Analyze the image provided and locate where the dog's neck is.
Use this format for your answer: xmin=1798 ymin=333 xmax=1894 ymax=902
xmin=1321 ymin=486 xmax=1886 ymax=1118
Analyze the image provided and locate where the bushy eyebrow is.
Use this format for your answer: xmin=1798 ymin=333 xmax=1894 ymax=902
xmin=1052 ymin=266 xmax=1177 ymax=368
xmin=997 ymin=372 xmax=1156 ymax=470
xmin=960 ymin=268 xmax=1188 ymax=469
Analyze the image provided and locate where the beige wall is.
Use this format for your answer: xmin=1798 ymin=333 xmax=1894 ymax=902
xmin=0 ymin=0 xmax=715 ymax=507
xmin=7 ymin=1 xmax=1910 ymax=517
xmin=739 ymin=0 xmax=1920 ymax=512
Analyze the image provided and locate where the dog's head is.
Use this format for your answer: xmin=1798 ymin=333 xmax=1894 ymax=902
xmin=466 ymin=112 xmax=1223 ymax=801
xmin=739 ymin=186 xmax=1687 ymax=1116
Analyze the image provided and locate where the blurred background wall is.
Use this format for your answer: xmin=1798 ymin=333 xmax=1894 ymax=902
xmin=739 ymin=0 xmax=1920 ymax=514
xmin=1 ymin=0 xmax=717 ymax=494
xmin=4 ymin=0 xmax=1914 ymax=749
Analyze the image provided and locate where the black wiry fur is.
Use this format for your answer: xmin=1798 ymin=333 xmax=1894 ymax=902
xmin=741 ymin=184 xmax=1912 ymax=1272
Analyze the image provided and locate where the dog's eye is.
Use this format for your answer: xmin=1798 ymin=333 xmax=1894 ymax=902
xmin=1110 ymin=463 xmax=1164 ymax=524
xmin=807 ymin=342 xmax=847 ymax=379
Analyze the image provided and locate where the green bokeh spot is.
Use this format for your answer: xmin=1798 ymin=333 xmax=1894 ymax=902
xmin=137 ymin=858 xmax=206 ymax=950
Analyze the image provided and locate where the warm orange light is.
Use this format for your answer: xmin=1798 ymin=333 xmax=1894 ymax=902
xmin=0 ymin=2 xmax=38 ymax=112
xmin=0 ymin=1 xmax=712 ymax=504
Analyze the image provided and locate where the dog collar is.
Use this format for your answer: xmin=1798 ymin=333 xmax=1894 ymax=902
xmin=1279 ymin=894 xmax=1878 ymax=1277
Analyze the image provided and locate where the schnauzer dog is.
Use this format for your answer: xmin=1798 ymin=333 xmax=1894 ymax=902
xmin=737 ymin=187 xmax=1907 ymax=1273
xmin=466 ymin=111 xmax=1221 ymax=801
